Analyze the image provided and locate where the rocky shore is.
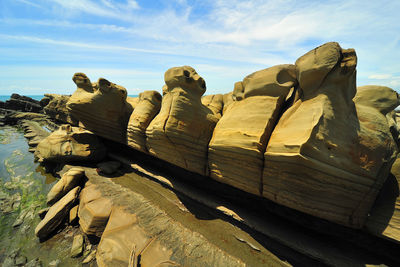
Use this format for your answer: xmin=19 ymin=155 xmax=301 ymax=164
xmin=1 ymin=41 xmax=400 ymax=266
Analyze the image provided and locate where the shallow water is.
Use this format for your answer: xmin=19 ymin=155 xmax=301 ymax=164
xmin=0 ymin=126 xmax=81 ymax=266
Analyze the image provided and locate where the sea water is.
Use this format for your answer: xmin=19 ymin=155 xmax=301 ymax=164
xmin=0 ymin=126 xmax=80 ymax=266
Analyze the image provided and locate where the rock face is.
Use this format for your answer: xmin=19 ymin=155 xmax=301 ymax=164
xmin=34 ymin=124 xmax=106 ymax=163
xmin=78 ymin=183 xmax=112 ymax=236
xmin=201 ymin=94 xmax=224 ymax=119
xmin=146 ymin=66 xmax=219 ymax=175
xmin=127 ymin=90 xmax=162 ymax=152
xmin=67 ymin=73 xmax=133 ymax=143
xmin=4 ymin=94 xmax=42 ymax=113
xmin=97 ymin=207 xmax=175 ymax=267
xmin=35 ymin=186 xmax=80 ymax=240
xmin=43 ymin=94 xmax=78 ymax=125
xmin=262 ymin=42 xmax=398 ymax=228
xmin=208 ymin=65 xmax=297 ymax=195
xmin=47 ymin=168 xmax=85 ymax=205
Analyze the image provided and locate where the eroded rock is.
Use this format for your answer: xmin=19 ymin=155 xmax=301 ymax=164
xmin=97 ymin=207 xmax=175 ymax=267
xmin=47 ymin=168 xmax=85 ymax=206
xmin=146 ymin=66 xmax=219 ymax=175
xmin=71 ymin=234 xmax=84 ymax=258
xmin=78 ymin=183 xmax=112 ymax=236
xmin=208 ymin=65 xmax=297 ymax=195
xmin=127 ymin=90 xmax=162 ymax=152
xmin=35 ymin=186 xmax=80 ymax=240
xmin=262 ymin=42 xmax=398 ymax=228
xmin=67 ymin=73 xmax=133 ymax=143
xmin=34 ymin=124 xmax=106 ymax=163
xmin=43 ymin=94 xmax=78 ymax=125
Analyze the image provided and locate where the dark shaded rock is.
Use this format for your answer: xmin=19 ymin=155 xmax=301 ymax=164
xmin=5 ymin=94 xmax=42 ymax=113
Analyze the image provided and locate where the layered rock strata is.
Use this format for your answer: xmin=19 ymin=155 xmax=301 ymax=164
xmin=208 ymin=65 xmax=297 ymax=195
xmin=127 ymin=90 xmax=161 ymax=152
xmin=67 ymin=73 xmax=133 ymax=143
xmin=201 ymin=94 xmax=224 ymax=119
xmin=262 ymin=42 xmax=398 ymax=228
xmin=146 ymin=66 xmax=219 ymax=175
xmin=47 ymin=168 xmax=85 ymax=205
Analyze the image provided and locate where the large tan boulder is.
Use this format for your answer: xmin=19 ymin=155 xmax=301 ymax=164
xmin=43 ymin=94 xmax=78 ymax=125
xmin=47 ymin=168 xmax=85 ymax=206
xmin=222 ymin=92 xmax=234 ymax=114
xmin=262 ymin=42 xmax=399 ymax=228
xmin=146 ymin=66 xmax=219 ymax=175
xmin=34 ymin=124 xmax=106 ymax=163
xmin=201 ymin=94 xmax=224 ymax=119
xmin=97 ymin=207 xmax=175 ymax=267
xmin=78 ymin=183 xmax=112 ymax=236
xmin=127 ymin=91 xmax=162 ymax=153
xmin=67 ymin=73 xmax=133 ymax=143
xmin=35 ymin=186 xmax=80 ymax=240
xmin=208 ymin=65 xmax=297 ymax=195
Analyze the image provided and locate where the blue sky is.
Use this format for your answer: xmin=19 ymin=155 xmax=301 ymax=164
xmin=0 ymin=0 xmax=399 ymax=96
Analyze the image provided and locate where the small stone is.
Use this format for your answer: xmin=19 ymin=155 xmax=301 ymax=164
xmin=15 ymin=255 xmax=27 ymax=266
xmin=1 ymin=257 xmax=15 ymax=267
xmin=71 ymin=234 xmax=84 ymax=258
xmin=48 ymin=259 xmax=60 ymax=267
xmin=69 ymin=205 xmax=78 ymax=224
xmin=82 ymin=250 xmax=96 ymax=264
xmin=38 ymin=207 xmax=49 ymax=219
xmin=83 ymin=244 xmax=92 ymax=257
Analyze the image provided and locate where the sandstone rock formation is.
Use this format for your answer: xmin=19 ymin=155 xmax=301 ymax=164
xmin=127 ymin=90 xmax=161 ymax=152
xmin=222 ymin=92 xmax=234 ymax=114
xmin=67 ymin=73 xmax=133 ymax=143
xmin=201 ymin=94 xmax=224 ymax=119
xmin=96 ymin=207 xmax=176 ymax=267
xmin=35 ymin=186 xmax=80 ymax=240
xmin=262 ymin=42 xmax=398 ymax=228
xmin=146 ymin=66 xmax=219 ymax=175
xmin=34 ymin=124 xmax=106 ymax=163
xmin=78 ymin=182 xmax=112 ymax=236
xmin=47 ymin=168 xmax=85 ymax=205
xmin=43 ymin=94 xmax=78 ymax=125
xmin=208 ymin=65 xmax=297 ymax=195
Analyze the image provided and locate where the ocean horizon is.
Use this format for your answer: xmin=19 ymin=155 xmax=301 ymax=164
xmin=0 ymin=94 xmax=139 ymax=102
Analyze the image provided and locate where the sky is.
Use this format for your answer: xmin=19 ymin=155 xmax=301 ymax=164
xmin=0 ymin=0 xmax=399 ymax=96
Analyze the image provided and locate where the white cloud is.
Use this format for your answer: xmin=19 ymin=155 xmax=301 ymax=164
xmin=368 ymin=74 xmax=393 ymax=80
xmin=15 ymin=0 xmax=41 ymax=8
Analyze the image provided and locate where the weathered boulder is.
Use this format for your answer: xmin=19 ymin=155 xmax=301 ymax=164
xmin=43 ymin=94 xmax=78 ymax=125
xmin=78 ymin=183 xmax=112 ymax=236
xmin=47 ymin=168 xmax=85 ymax=206
xmin=34 ymin=124 xmax=106 ymax=163
xmin=146 ymin=66 xmax=219 ymax=175
xmin=262 ymin=42 xmax=398 ymax=228
xmin=67 ymin=73 xmax=133 ymax=143
xmin=208 ymin=65 xmax=297 ymax=195
xmin=127 ymin=90 xmax=162 ymax=152
xmin=201 ymin=94 xmax=224 ymax=119
xmin=35 ymin=186 xmax=80 ymax=240
xmin=97 ymin=207 xmax=175 ymax=267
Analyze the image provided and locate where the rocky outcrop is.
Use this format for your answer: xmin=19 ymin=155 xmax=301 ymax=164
xmin=146 ymin=66 xmax=219 ymax=175
xmin=34 ymin=124 xmax=106 ymax=163
xmin=4 ymin=94 xmax=42 ymax=113
xmin=97 ymin=206 xmax=176 ymax=267
xmin=47 ymin=168 xmax=85 ymax=205
xmin=127 ymin=90 xmax=161 ymax=152
xmin=208 ymin=65 xmax=297 ymax=195
xmin=67 ymin=73 xmax=133 ymax=143
xmin=262 ymin=42 xmax=398 ymax=228
xmin=43 ymin=94 xmax=78 ymax=125
xmin=78 ymin=182 xmax=112 ymax=236
xmin=35 ymin=186 xmax=80 ymax=240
